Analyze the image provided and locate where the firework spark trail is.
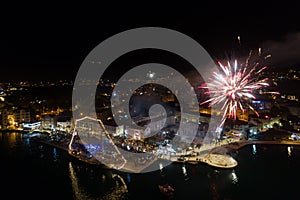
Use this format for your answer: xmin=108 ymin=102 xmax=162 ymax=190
xmin=199 ymin=51 xmax=277 ymax=131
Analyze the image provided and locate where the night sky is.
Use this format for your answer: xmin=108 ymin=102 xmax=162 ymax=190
xmin=1 ymin=5 xmax=300 ymax=82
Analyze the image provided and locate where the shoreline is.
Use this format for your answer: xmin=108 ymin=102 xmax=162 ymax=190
xmin=214 ymin=139 xmax=300 ymax=152
xmin=173 ymin=139 xmax=300 ymax=168
xmin=34 ymin=138 xmax=109 ymax=167
xmin=32 ymin=135 xmax=300 ymax=170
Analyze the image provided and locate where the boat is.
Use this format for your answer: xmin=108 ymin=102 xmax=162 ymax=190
xmin=158 ymin=184 xmax=174 ymax=197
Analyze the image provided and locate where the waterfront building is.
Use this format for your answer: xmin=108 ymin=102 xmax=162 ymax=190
xmin=56 ymin=111 xmax=74 ymax=132
xmin=1 ymin=107 xmax=32 ymax=129
xmin=41 ymin=114 xmax=57 ymax=130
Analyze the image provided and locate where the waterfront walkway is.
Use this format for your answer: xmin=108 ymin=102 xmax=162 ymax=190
xmin=34 ymin=137 xmax=238 ymax=169
xmin=220 ymin=139 xmax=300 ymax=151
xmin=168 ymin=139 xmax=300 ymax=169
xmin=168 ymin=153 xmax=238 ymax=168
xmin=34 ymin=134 xmax=300 ymax=170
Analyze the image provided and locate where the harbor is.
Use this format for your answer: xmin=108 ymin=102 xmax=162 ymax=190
xmin=2 ymin=130 xmax=300 ymax=200
xmin=30 ymin=130 xmax=238 ymax=171
xmin=23 ymin=126 xmax=300 ymax=173
xmin=33 ymin=131 xmax=300 ymax=171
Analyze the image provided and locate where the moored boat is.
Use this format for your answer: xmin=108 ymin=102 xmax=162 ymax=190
xmin=158 ymin=184 xmax=174 ymax=197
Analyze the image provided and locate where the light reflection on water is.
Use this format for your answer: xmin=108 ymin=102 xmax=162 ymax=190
xmin=68 ymin=161 xmax=128 ymax=200
xmin=252 ymin=144 xmax=257 ymax=155
xmin=102 ymin=174 xmax=128 ymax=200
xmin=231 ymin=170 xmax=238 ymax=184
xmin=287 ymin=146 xmax=292 ymax=156
xmin=53 ymin=147 xmax=57 ymax=161
xmin=2 ymin=131 xmax=300 ymax=199
xmin=69 ymin=161 xmax=94 ymax=200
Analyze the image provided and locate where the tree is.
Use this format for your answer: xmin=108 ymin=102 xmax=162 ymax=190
xmin=270 ymin=106 xmax=281 ymax=117
xmin=270 ymin=105 xmax=291 ymax=119
xmin=287 ymin=115 xmax=300 ymax=126
xmin=279 ymin=119 xmax=293 ymax=131
xmin=272 ymin=123 xmax=279 ymax=129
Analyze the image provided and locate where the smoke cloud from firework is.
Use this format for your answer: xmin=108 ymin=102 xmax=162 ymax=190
xmin=261 ymin=32 xmax=300 ymax=69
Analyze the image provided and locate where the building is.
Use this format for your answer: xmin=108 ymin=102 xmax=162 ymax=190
xmin=1 ymin=107 xmax=32 ymax=129
xmin=41 ymin=114 xmax=57 ymax=130
xmin=56 ymin=111 xmax=74 ymax=132
xmin=22 ymin=122 xmax=41 ymax=131
xmin=15 ymin=109 xmax=31 ymax=124
xmin=1 ymin=108 xmax=16 ymax=129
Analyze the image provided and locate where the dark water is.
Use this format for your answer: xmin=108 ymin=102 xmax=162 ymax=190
xmin=1 ymin=131 xmax=300 ymax=200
